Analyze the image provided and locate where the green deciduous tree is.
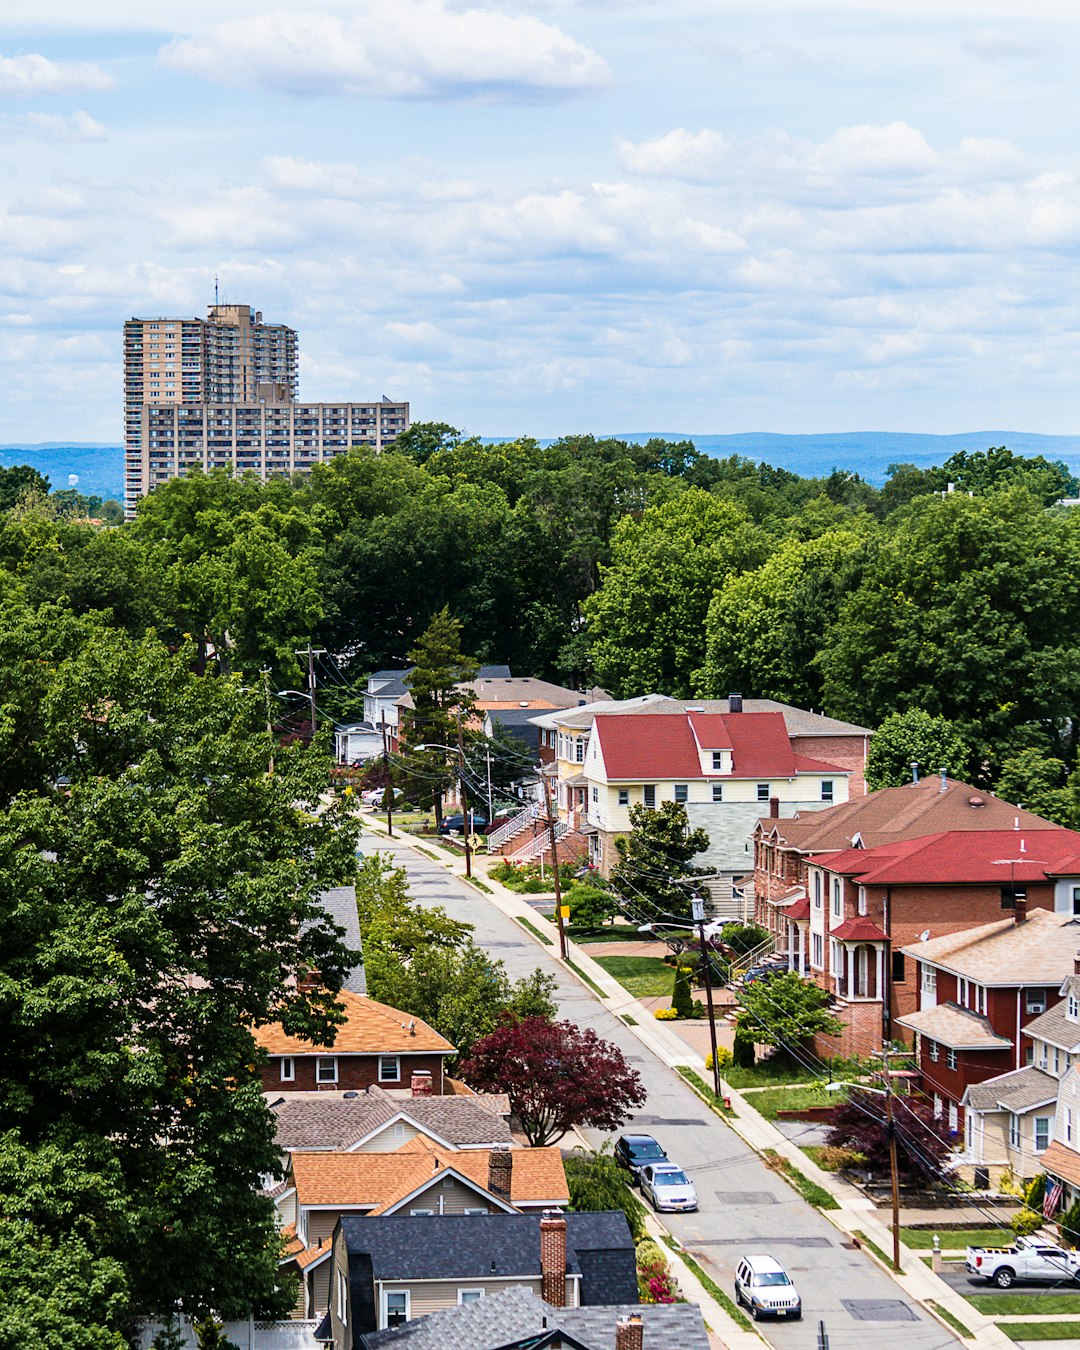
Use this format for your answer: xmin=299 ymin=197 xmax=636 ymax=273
xmin=564 ymin=1146 xmax=647 ymax=1240
xmin=585 ymin=489 xmax=766 ymax=697
xmin=610 ymin=801 xmax=709 ymax=924
xmin=865 ymin=710 xmax=976 ymax=790
xmin=736 ymin=972 xmax=843 ymax=1050
xmin=996 ymin=749 xmax=1076 ymax=826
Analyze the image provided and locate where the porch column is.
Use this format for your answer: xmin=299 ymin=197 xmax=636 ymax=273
xmin=876 ymin=945 xmax=884 ymax=1001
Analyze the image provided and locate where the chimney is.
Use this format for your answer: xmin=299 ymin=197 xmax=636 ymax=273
xmin=1014 ymin=892 xmax=1028 ymax=925
xmin=911 ymin=761 xmax=919 ymax=784
xmin=615 ymin=1315 xmax=644 ymax=1350
xmin=539 ymin=1213 xmax=567 ymax=1307
xmin=488 ymin=1146 xmax=513 ymax=1201
xmin=1074 ymin=949 xmax=1080 ymax=976
xmin=939 ymin=768 xmax=948 ymax=793
xmin=728 ymin=692 xmax=743 ymax=713
xmin=769 ymin=795 xmax=779 ymax=818
xmin=411 ymin=1069 xmax=433 ymax=1097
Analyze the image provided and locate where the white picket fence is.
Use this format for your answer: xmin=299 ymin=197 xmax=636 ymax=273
xmin=137 ymin=1319 xmax=323 ymax=1350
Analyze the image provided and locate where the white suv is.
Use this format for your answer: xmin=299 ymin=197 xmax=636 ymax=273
xmin=735 ymin=1254 xmax=802 ymax=1321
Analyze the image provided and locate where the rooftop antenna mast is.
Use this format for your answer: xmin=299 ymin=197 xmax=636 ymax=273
xmin=214 ymin=272 xmax=219 ymax=307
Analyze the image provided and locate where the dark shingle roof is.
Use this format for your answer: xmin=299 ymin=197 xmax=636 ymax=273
xmin=358 ymin=1285 xmax=710 ymax=1350
xmin=341 ymin=1211 xmax=633 ymax=1283
xmin=315 ymin=886 xmax=366 ymax=995
xmin=272 ymin=1086 xmax=514 ymax=1152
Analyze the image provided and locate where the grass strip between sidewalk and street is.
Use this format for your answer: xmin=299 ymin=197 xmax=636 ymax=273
xmin=1001 ymin=1322 xmax=1080 ymax=1341
xmin=565 ymin=959 xmax=607 ymax=998
xmin=514 ymin=915 xmax=554 ymax=946
xmin=468 ymin=877 xmax=493 ymax=893
xmin=967 ymin=1293 xmax=1080 ymax=1315
xmin=413 ymin=846 xmax=438 ymax=860
xmin=761 ymin=1148 xmax=840 ymax=1210
xmin=658 ymin=1234 xmax=755 ymax=1333
xmin=901 ymin=1227 xmax=1008 ymax=1250
xmin=852 ymin=1229 xmax=890 ymax=1266
xmin=676 ymin=1066 xmax=737 ymax=1118
xmin=926 ymin=1300 xmax=973 ymax=1338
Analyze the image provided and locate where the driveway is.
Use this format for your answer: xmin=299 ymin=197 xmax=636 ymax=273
xmin=361 ymin=833 xmax=957 ymax=1350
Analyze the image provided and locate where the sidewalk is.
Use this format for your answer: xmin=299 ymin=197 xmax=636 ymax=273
xmin=360 ymin=815 xmax=1013 ymax=1348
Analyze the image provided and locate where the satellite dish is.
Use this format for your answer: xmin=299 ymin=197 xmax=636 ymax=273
xmin=919 ymin=929 xmax=930 ymax=942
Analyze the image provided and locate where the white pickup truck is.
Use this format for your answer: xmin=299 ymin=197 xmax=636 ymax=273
xmin=966 ymin=1237 xmax=1080 ymax=1288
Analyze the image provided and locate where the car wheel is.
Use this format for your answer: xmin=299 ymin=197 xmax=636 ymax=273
xmin=993 ymin=1267 xmax=1015 ymax=1289
xmin=750 ymin=1305 xmax=761 ymax=1321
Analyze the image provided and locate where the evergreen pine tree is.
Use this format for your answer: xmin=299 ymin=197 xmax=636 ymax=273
xmin=401 ymin=608 xmax=478 ymax=825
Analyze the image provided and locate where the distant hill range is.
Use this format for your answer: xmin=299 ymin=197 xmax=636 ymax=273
xmin=6 ymin=431 xmax=1080 ymax=504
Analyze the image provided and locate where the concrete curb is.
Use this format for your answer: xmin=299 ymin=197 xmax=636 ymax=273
xmin=358 ymin=817 xmax=1014 ymax=1348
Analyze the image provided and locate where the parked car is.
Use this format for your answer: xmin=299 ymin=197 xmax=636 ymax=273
xmin=734 ymin=1254 xmax=802 ymax=1320
xmin=613 ymin=1133 xmax=668 ymax=1184
xmin=742 ymin=964 xmax=784 ymax=985
xmin=360 ymin=787 xmax=402 ymax=806
xmin=437 ymin=812 xmax=489 ymax=835
xmin=639 ymin=1163 xmax=698 ymax=1212
xmin=965 ymin=1238 xmax=1080 ymax=1288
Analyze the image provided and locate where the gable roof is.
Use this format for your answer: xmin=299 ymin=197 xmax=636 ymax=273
xmin=531 ymin=696 xmax=870 ymax=738
xmin=963 ymin=1065 xmax=1059 ymax=1114
xmin=899 ymin=910 xmax=1080 ymax=985
xmin=1025 ymin=986 xmax=1080 ymax=1053
xmin=756 ymin=777 xmax=1061 ymax=854
xmin=367 ymin=671 xmax=414 ymax=698
xmin=339 ymin=1211 xmax=634 ymax=1283
xmin=290 ymin=1140 xmax=568 ymax=1212
xmin=469 ymin=676 xmax=599 ymax=711
xmin=271 ymin=1086 xmax=514 ymax=1153
xmin=254 ymin=990 xmax=454 ymax=1058
xmin=313 ymin=886 xmax=366 ymax=996
xmin=896 ymin=1002 xmax=1013 ymax=1050
xmin=357 ymin=1285 xmax=710 ymax=1350
xmin=813 ymin=828 xmax=1080 ymax=887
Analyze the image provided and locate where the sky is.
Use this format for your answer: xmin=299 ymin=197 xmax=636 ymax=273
xmin=3 ymin=1 xmax=1080 ymax=441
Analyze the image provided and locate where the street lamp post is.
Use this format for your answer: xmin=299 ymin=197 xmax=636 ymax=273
xmin=692 ymin=893 xmax=723 ymax=1099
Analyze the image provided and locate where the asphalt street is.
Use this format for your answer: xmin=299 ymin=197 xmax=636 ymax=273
xmin=361 ymin=832 xmax=959 ymax=1350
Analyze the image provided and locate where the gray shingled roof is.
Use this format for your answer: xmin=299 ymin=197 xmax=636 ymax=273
xmin=271 ymin=1086 xmax=514 ymax=1151
xmin=964 ymin=1066 xmax=1059 ymax=1114
xmin=358 ymin=1285 xmax=710 ymax=1350
xmin=341 ymin=1212 xmax=634 ymax=1285
xmin=314 ymin=886 xmax=366 ymax=995
xmin=1024 ymin=988 xmax=1080 ymax=1053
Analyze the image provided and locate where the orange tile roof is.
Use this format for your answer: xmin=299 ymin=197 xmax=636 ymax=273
xmin=254 ymin=989 xmax=455 ymax=1057
xmin=290 ymin=1141 xmax=568 ymax=1211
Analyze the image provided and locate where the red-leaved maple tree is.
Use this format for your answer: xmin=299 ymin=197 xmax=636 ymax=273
xmin=459 ymin=1015 xmax=647 ymax=1145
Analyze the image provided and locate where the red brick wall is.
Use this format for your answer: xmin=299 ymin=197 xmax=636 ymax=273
xmin=813 ymin=999 xmax=884 ymax=1059
xmin=792 ymin=733 xmax=869 ymax=797
xmin=261 ymin=1052 xmax=447 ymax=1094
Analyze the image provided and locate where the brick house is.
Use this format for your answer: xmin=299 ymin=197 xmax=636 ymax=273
xmin=789 ymin=827 xmax=1080 ymax=1058
xmin=254 ymin=990 xmax=455 ymax=1095
xmin=891 ymin=909 xmax=1080 ymax=1142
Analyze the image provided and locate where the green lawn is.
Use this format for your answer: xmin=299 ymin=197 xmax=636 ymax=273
xmin=594 ymin=954 xmax=675 ymax=999
xmin=1001 ymin=1322 xmax=1080 ymax=1341
xmin=740 ymin=1082 xmax=842 ymax=1120
xmin=901 ymin=1227 xmax=1009 ymax=1250
xmin=968 ymin=1294 xmax=1080 ymax=1315
xmin=571 ymin=925 xmax=656 ymax=944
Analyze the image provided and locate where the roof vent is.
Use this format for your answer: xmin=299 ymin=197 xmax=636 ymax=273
xmin=969 ymin=795 xmax=985 ymax=808
xmin=520 ymin=701 xmax=530 ymax=707
xmin=343 ymin=1091 xmax=359 ymax=1099
xmin=686 ymin=706 xmax=705 ymax=713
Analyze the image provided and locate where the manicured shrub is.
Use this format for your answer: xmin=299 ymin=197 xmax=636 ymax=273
xmin=733 ymin=1024 xmax=756 ymax=1068
xmin=1011 ymin=1208 xmax=1042 ymax=1237
xmin=672 ymin=963 xmax=695 ymax=1018
xmin=705 ymin=1047 xmax=733 ymax=1073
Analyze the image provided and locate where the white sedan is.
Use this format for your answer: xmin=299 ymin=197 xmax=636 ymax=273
xmin=639 ymin=1163 xmax=698 ymax=1212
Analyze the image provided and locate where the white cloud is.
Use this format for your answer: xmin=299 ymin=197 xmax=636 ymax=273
xmin=962 ymin=28 xmax=1043 ymax=61
xmin=17 ymin=110 xmax=106 ymax=141
xmin=0 ymin=52 xmax=113 ymax=96
xmin=617 ymin=128 xmax=730 ymax=182
xmin=160 ymin=3 xmax=611 ymax=100
xmin=809 ymin=122 xmax=939 ymax=177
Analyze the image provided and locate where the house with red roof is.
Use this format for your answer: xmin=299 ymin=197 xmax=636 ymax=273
xmin=791 ymin=826 xmax=1080 ymax=1058
xmin=569 ymin=707 xmax=850 ymax=877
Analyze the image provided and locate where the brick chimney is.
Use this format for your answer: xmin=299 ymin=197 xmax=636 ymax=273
xmin=411 ymin=1070 xmax=433 ymax=1097
xmin=1014 ymin=892 xmax=1028 ymax=924
xmin=1074 ymin=948 xmax=1080 ymax=975
xmin=488 ymin=1146 xmax=513 ymax=1202
xmin=539 ymin=1213 xmax=567 ymax=1307
xmin=615 ymin=1314 xmax=644 ymax=1350
xmin=769 ymin=795 xmax=779 ymax=818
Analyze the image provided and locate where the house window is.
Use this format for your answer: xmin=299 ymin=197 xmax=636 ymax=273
xmin=1009 ymin=1114 xmax=1021 ymax=1148
xmin=821 ymin=780 xmax=834 ymax=802
xmin=813 ymin=873 xmax=822 ymax=908
xmin=458 ymin=1289 xmax=484 ymax=1305
xmin=858 ymin=886 xmax=867 ymax=916
xmin=928 ymin=1040 xmax=939 ymax=1062
xmin=1068 ymin=1108 xmax=1074 ymax=1144
xmin=618 ymin=788 xmax=629 ymax=806
xmin=1073 ymin=885 xmax=1080 ymax=917
xmin=933 ymin=1094 xmax=942 ymax=1119
xmin=1056 ymin=1048 xmax=1063 ymax=1075
xmin=811 ymin=932 xmax=824 ymax=969
xmin=574 ymin=738 xmax=585 ymax=763
xmin=712 ymin=784 xmax=723 ymax=802
xmin=958 ymin=978 xmax=968 ymax=1007
xmin=337 ymin=1271 xmax=348 ymax=1322
xmin=1070 ymin=995 xmax=1080 ymax=1020
xmin=948 ymin=1102 xmax=958 ymax=1133
xmin=410 ymin=1208 xmax=434 ymax=1216
xmin=643 ymin=785 xmax=656 ymax=809
xmin=463 ymin=1208 xmax=489 ymax=1216
xmin=1025 ymin=1043 xmax=1034 ymax=1065
xmin=674 ymin=784 xmax=688 ymax=803
xmin=892 ymin=952 xmax=906 ymax=983
xmin=1039 ymin=1043 xmax=1049 ymax=1070
xmin=316 ymin=1056 xmax=338 ymax=1084
xmin=378 ymin=1056 xmax=400 ymax=1083
xmin=591 ymin=787 xmax=598 ymax=803
xmin=830 ymin=938 xmax=841 ymax=977
xmin=975 ymin=984 xmax=986 ymax=1015
xmin=280 ymin=1056 xmax=295 ymax=1082
xmin=1027 ymin=989 xmax=1048 ymax=1015
xmin=921 ymin=965 xmax=937 ymax=998
xmin=832 ymin=878 xmax=842 ymax=919
xmin=712 ymin=751 xmax=724 ymax=770
xmin=757 ymin=783 xmax=770 ymax=802
xmin=1035 ymin=1117 xmax=1051 ymax=1152
xmin=394 ymin=1122 xmax=406 ymax=1138
xmin=946 ymin=1048 xmax=958 ymax=1071
xmin=384 ymin=1291 xmax=410 ymax=1328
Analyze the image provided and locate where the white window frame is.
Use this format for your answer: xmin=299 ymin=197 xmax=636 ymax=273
xmin=928 ymin=1039 xmax=939 ymax=1063
xmin=337 ymin=1270 xmax=348 ymax=1322
xmin=821 ymin=780 xmax=834 ymax=802
xmin=757 ymin=783 xmax=770 ymax=802
xmin=712 ymin=751 xmax=724 ymax=770
xmin=813 ymin=872 xmax=822 ymax=909
xmin=458 ymin=1289 xmax=485 ymax=1305
xmin=832 ymin=878 xmax=842 ymax=919
xmin=958 ymin=977 xmax=968 ymax=1007
xmin=1009 ymin=1113 xmax=1021 ymax=1148
xmin=643 ymin=785 xmax=656 ymax=809
xmin=617 ymin=788 xmax=629 ymax=806
xmin=1070 ymin=995 xmax=1080 ymax=1020
xmin=463 ymin=1207 xmax=489 ymax=1216
xmin=921 ymin=965 xmax=937 ymax=998
xmin=975 ymin=984 xmax=986 ymax=1015
xmin=1068 ymin=1107 xmax=1074 ymax=1145
xmin=674 ymin=784 xmax=688 ymax=803
xmin=811 ymin=932 xmax=824 ymax=969
xmin=1035 ymin=1116 xmax=1051 ymax=1152
xmin=409 ymin=1208 xmax=434 ymax=1216
xmin=948 ymin=1102 xmax=958 ymax=1132
xmin=933 ymin=1094 xmax=942 ymax=1119
xmin=394 ymin=1121 xmax=406 ymax=1138
xmin=378 ymin=1055 xmax=400 ymax=1083
xmin=316 ymin=1056 xmax=338 ymax=1084
xmin=1027 ymin=989 xmax=1048 ymax=1015
xmin=280 ymin=1056 xmax=295 ymax=1082
xmin=712 ymin=783 xmax=723 ymax=802
xmin=591 ymin=786 xmax=598 ymax=803
xmin=857 ymin=886 xmax=867 ymax=916
xmin=383 ymin=1290 xmax=410 ymax=1329
xmin=946 ymin=1047 xmax=958 ymax=1071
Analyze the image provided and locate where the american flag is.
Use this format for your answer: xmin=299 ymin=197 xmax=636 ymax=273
xmin=1044 ymin=1179 xmax=1064 ymax=1219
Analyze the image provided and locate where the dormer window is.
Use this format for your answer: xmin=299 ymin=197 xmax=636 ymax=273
xmin=1069 ymin=995 xmax=1079 ymax=1021
xmin=712 ymin=751 xmax=724 ymax=771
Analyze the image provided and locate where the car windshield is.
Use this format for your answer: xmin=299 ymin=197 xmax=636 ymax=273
xmin=654 ymin=1170 xmax=690 ymax=1186
xmin=630 ymin=1141 xmax=665 ymax=1158
xmin=754 ymin=1272 xmax=791 ymax=1287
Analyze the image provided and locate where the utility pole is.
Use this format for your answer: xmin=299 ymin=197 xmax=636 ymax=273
xmin=295 ymin=645 xmax=326 ymax=738
xmin=456 ymin=719 xmax=472 ymax=880
xmin=692 ymin=893 xmax=722 ymax=1099
xmin=485 ymin=747 xmax=494 ymax=823
xmin=872 ymin=1048 xmax=904 ymax=1273
xmin=541 ymin=771 xmax=568 ymax=960
xmin=380 ymin=713 xmax=393 ymax=838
